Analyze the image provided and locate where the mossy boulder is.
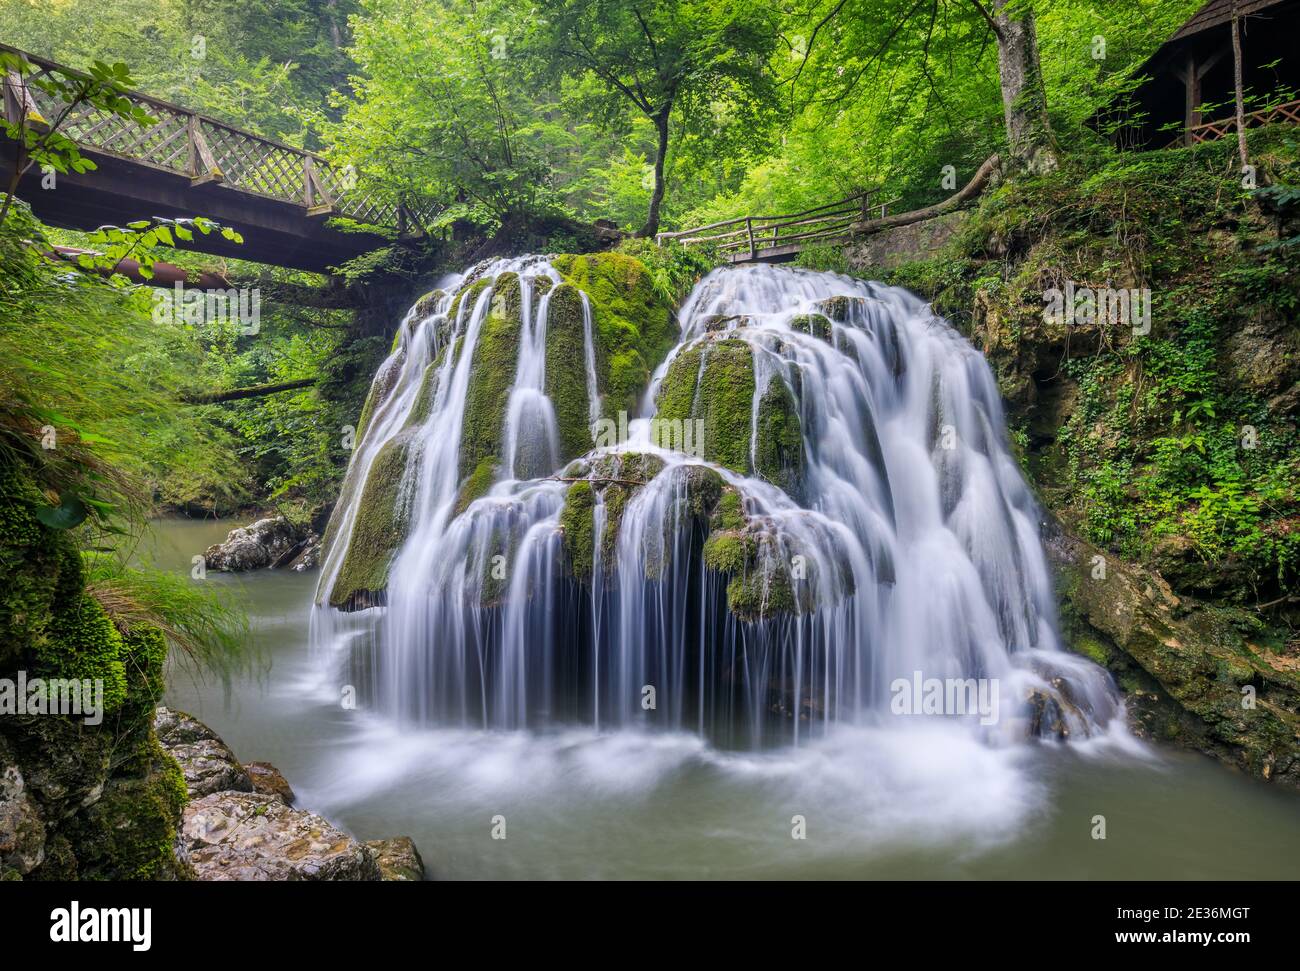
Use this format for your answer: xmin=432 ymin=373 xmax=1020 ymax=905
xmin=559 ymin=479 xmax=597 ymax=582
xmin=330 ymin=429 xmax=418 ymax=609
xmin=59 ymin=734 xmax=189 ymax=880
xmin=655 ymin=336 xmax=757 ymax=474
xmin=1 ymin=462 xmax=189 ymax=880
xmin=558 ymin=453 xmax=668 ymax=580
xmin=789 ymin=312 xmax=832 ymax=342
xmin=449 ymin=276 xmax=493 ymax=321
xmin=1045 ymin=517 xmax=1300 ymax=787
xmin=457 ymin=272 xmax=523 ymax=508
xmin=754 ymin=377 xmax=805 ymax=502
xmin=544 ymin=283 xmax=594 ymax=464
xmin=551 ymin=252 xmax=677 ymax=419
xmin=0 ymin=469 xmax=79 ymax=669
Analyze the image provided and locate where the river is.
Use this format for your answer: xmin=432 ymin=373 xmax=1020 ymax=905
xmin=153 ymin=516 xmax=1300 ymax=880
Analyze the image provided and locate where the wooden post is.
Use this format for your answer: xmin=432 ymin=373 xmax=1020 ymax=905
xmin=303 ymin=156 xmax=334 ymax=216
xmin=746 ymin=217 xmax=755 ymax=259
xmin=1175 ymin=50 xmax=1226 ymax=146
xmin=188 ymin=116 xmax=222 ymax=185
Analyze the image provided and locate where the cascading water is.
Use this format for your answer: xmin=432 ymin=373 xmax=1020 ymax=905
xmin=312 ymin=257 xmax=1120 ymax=748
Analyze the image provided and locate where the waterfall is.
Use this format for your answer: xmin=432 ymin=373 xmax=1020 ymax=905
xmin=313 ymin=258 xmax=1120 ymax=747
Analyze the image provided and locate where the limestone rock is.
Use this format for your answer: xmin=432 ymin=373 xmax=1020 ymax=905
xmin=203 ymin=516 xmax=301 ymax=572
xmin=365 ymin=836 xmax=425 ymax=881
xmin=154 ymin=706 xmax=253 ymax=798
xmin=0 ymin=738 xmax=45 ymax=878
xmin=244 ymin=761 xmax=296 ymax=805
xmin=1044 ymin=516 xmax=1300 ymax=787
xmin=182 ymin=791 xmax=380 ymax=881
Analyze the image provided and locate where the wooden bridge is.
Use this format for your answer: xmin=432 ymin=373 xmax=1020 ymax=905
xmin=656 ymin=191 xmax=897 ymax=264
xmin=0 ymin=45 xmax=436 ymax=272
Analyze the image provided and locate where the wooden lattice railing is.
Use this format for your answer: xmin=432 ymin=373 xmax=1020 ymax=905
xmin=1 ymin=45 xmax=437 ymax=231
xmin=656 ymin=191 xmax=897 ymax=260
xmin=1170 ymin=98 xmax=1300 ymax=147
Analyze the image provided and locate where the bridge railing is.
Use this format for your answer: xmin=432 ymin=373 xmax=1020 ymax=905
xmin=656 ymin=191 xmax=897 ymax=260
xmin=1 ymin=44 xmax=437 ymax=232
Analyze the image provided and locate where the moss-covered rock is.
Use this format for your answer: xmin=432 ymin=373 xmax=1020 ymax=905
xmin=814 ymin=295 xmax=863 ymax=323
xmin=457 ymin=272 xmax=523 ymax=501
xmin=60 ymin=734 xmax=189 ymax=880
xmin=559 ymin=480 xmax=596 ymax=582
xmin=559 ymin=453 xmax=669 ymax=580
xmin=37 ymin=596 xmax=128 ymax=715
xmin=413 ymin=288 xmax=445 ymax=320
xmin=404 ymin=338 xmax=458 ymax=430
xmin=449 ymin=276 xmax=493 ymax=321
xmin=330 ymin=429 xmax=418 ymax=609
xmin=655 ymin=337 xmax=756 ymax=474
xmin=789 ymin=312 xmax=832 ymax=342
xmin=754 ymin=377 xmax=804 ymax=502
xmin=544 ymin=283 xmax=594 ymax=464
xmin=1 ymin=460 xmax=190 ymax=881
xmin=1045 ymin=517 xmax=1300 ymax=787
xmin=551 ymin=252 xmax=677 ymax=418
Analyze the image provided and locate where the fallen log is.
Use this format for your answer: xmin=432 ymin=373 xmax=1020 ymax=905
xmin=183 ymin=378 xmax=317 ymax=404
xmin=849 ymin=154 xmax=1001 ymax=236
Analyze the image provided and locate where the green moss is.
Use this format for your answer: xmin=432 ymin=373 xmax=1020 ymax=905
xmin=726 ymin=566 xmax=798 ymax=621
xmin=551 ymin=252 xmax=676 ymax=418
xmin=713 ymin=487 xmax=746 ymax=531
xmin=544 ymin=283 xmax=593 ymax=463
xmin=655 ymin=337 xmax=756 ymax=473
xmin=405 ymin=338 xmax=458 ymax=430
xmin=121 ymin=624 xmax=167 ymax=708
xmin=0 ymin=467 xmax=79 ymax=667
xmin=789 ymin=313 xmax=832 ymax=342
xmin=458 ymin=272 xmax=522 ymax=489
xmin=559 ymin=480 xmax=596 ymax=581
xmin=455 ymin=454 xmax=497 ymax=515
xmin=702 ymin=531 xmax=753 ymax=573
xmin=449 ymin=276 xmax=493 ymax=321
xmin=754 ymin=377 xmax=804 ymax=501
xmin=63 ymin=734 xmax=188 ymax=881
xmin=38 ymin=593 xmax=128 ymax=713
xmin=330 ymin=429 xmax=417 ymax=608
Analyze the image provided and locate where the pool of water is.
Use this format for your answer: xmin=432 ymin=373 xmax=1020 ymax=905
xmin=152 ymin=518 xmax=1300 ymax=879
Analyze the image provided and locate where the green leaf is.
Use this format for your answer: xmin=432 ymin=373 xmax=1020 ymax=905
xmin=35 ymin=494 xmax=89 ymax=530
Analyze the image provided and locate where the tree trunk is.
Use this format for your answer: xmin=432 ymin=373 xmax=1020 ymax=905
xmin=989 ymin=0 xmax=1057 ymax=174
xmin=637 ymin=108 xmax=671 ymax=238
xmin=1232 ymin=4 xmax=1249 ymax=168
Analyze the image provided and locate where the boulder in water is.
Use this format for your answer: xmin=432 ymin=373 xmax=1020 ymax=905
xmin=203 ymin=516 xmax=301 ymax=572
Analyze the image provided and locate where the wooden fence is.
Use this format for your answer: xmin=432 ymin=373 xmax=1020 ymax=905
xmin=656 ymin=191 xmax=897 ymax=261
